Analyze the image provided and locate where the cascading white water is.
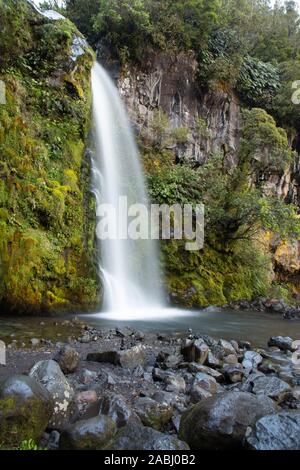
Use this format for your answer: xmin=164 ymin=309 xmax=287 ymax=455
xmin=91 ymin=62 xmax=164 ymax=314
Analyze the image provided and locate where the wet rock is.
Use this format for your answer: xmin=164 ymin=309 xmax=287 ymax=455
xmin=87 ymin=344 xmax=146 ymax=369
xmin=179 ymin=391 xmax=275 ymax=450
xmin=181 ymin=339 xmax=209 ymax=364
xmin=0 ymin=375 xmax=52 ymax=448
xmin=133 ymin=397 xmax=173 ymax=430
xmin=187 ymin=363 xmax=223 ymax=382
xmin=99 ymin=393 xmax=136 ymax=428
xmin=157 ymin=352 xmax=182 ymax=369
xmin=243 ymin=374 xmax=291 ymax=401
xmin=268 ymin=336 xmax=295 ymax=352
xmin=115 ymin=327 xmax=133 ymax=338
xmin=206 ymin=351 xmax=221 ymax=368
xmin=48 ymin=430 xmax=60 ymax=450
xmin=238 ymin=340 xmax=251 ymax=350
xmin=54 ymin=345 xmax=80 ymax=374
xmin=245 ymin=411 xmax=300 ymax=450
xmin=222 ymin=364 xmax=244 ymax=383
xmin=242 ymin=351 xmax=263 ymax=371
xmin=60 ymin=415 xmax=116 ymax=450
xmin=223 ymin=354 xmax=238 ymax=365
xmin=29 ymin=360 xmax=76 ymax=430
xmin=80 ymin=369 xmax=98 ymax=385
xmin=189 ymin=372 xmax=221 ymax=404
xmin=218 ymin=339 xmax=236 ymax=356
xmin=165 ymin=374 xmax=186 ymax=394
xmin=105 ymin=422 xmax=189 ymax=450
xmin=75 ymin=390 xmax=98 ymax=405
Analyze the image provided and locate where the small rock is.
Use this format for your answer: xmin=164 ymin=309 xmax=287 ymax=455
xmin=80 ymin=369 xmax=98 ymax=385
xmin=87 ymin=344 xmax=146 ymax=369
xmin=60 ymin=415 xmax=116 ymax=450
xmin=222 ymin=364 xmax=244 ymax=383
xmin=99 ymin=393 xmax=136 ymax=428
xmin=133 ymin=397 xmax=173 ymax=430
xmin=54 ymin=345 xmax=80 ymax=374
xmin=219 ymin=339 xmax=236 ymax=355
xmin=268 ymin=336 xmax=296 ymax=352
xmin=223 ymin=354 xmax=238 ymax=365
xmin=187 ymin=363 xmax=223 ymax=382
xmin=75 ymin=390 xmax=98 ymax=405
xmin=30 ymin=338 xmax=40 ymax=347
xmin=242 ymin=350 xmax=263 ymax=371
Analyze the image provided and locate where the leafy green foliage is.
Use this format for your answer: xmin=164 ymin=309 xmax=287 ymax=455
xmin=237 ymin=57 xmax=280 ymax=107
xmin=18 ymin=439 xmax=45 ymax=451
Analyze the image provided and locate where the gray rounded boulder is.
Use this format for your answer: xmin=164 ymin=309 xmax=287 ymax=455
xmin=179 ymin=391 xmax=276 ymax=450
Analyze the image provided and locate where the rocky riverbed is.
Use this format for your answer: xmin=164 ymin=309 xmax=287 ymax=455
xmin=0 ymin=317 xmax=300 ymax=450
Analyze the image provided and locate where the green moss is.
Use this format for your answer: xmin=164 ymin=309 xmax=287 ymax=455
xmin=0 ymin=396 xmax=50 ymax=449
xmin=0 ymin=1 xmax=99 ymax=314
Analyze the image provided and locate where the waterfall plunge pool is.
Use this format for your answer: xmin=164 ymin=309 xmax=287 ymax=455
xmin=0 ymin=308 xmax=299 ymax=348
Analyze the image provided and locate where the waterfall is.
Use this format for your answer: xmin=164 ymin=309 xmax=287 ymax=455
xmin=91 ymin=62 xmax=164 ymax=314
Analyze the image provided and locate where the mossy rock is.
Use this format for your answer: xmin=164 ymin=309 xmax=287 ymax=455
xmin=0 ymin=375 xmax=52 ymax=449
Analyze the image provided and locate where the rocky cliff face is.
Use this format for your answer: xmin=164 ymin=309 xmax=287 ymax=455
xmin=115 ymin=51 xmax=300 ymax=280
xmin=118 ymin=51 xmax=241 ymax=166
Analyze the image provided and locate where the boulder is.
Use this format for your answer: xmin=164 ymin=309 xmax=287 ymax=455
xmin=179 ymin=391 xmax=275 ymax=450
xmin=29 ymin=359 xmax=75 ymax=430
xmin=99 ymin=393 xmax=136 ymax=428
xmin=246 ymin=411 xmax=300 ymax=450
xmin=87 ymin=344 xmax=146 ymax=369
xmin=54 ymin=345 xmax=80 ymax=374
xmin=60 ymin=415 xmax=116 ymax=450
xmin=105 ymin=422 xmax=189 ymax=450
xmin=0 ymin=375 xmax=52 ymax=448
xmin=133 ymin=397 xmax=173 ymax=430
xmin=268 ymin=336 xmax=295 ymax=352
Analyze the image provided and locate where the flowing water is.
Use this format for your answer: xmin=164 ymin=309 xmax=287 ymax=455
xmin=91 ymin=62 xmax=164 ymax=314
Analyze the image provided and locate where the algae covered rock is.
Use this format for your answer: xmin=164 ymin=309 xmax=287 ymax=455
xmin=133 ymin=397 xmax=173 ymax=430
xmin=0 ymin=375 xmax=52 ymax=448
